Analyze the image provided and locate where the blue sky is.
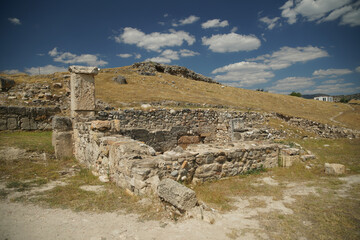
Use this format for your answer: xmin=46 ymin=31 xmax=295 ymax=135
xmin=1 ymin=0 xmax=360 ymax=95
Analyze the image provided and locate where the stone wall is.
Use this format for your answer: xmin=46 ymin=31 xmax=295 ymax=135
xmin=73 ymin=123 xmax=281 ymax=195
xmin=275 ymin=113 xmax=360 ymax=139
xmin=0 ymin=105 xmax=60 ymax=130
xmin=95 ymin=109 xmax=273 ymax=151
xmin=71 ymin=108 xmax=360 ymax=195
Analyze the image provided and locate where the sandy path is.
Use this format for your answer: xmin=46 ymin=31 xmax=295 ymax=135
xmin=1 ymin=175 xmax=358 ymax=240
xmin=0 ymin=201 xmax=246 ymax=240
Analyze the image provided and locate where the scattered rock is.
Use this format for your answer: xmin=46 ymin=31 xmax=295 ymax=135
xmin=99 ymin=175 xmax=109 ymax=183
xmin=91 ymin=120 xmax=111 ymax=131
xmin=300 ymin=154 xmax=316 ymax=162
xmin=53 ymin=82 xmax=63 ymax=88
xmin=0 ymin=77 xmax=15 ymax=91
xmin=132 ymin=62 xmax=218 ymax=84
xmin=141 ymin=104 xmax=152 ymax=110
xmin=325 ymin=163 xmax=346 ymax=175
xmin=113 ymin=75 xmax=127 ymax=84
xmin=157 ymin=178 xmax=198 ymax=211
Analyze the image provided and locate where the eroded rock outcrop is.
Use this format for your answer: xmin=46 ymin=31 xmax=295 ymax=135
xmin=132 ymin=62 xmax=218 ymax=84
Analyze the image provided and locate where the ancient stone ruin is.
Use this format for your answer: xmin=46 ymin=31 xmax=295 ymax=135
xmin=49 ymin=65 xmax=358 ymax=212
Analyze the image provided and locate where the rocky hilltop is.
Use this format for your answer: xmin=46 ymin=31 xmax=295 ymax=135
xmin=132 ymin=62 xmax=219 ymax=84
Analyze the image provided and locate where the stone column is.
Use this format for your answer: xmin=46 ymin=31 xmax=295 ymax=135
xmin=52 ymin=116 xmax=73 ymax=159
xmin=68 ymin=66 xmax=99 ymax=118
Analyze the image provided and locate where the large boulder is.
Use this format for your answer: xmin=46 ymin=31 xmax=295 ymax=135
xmin=0 ymin=77 xmax=15 ymax=92
xmin=157 ymin=178 xmax=197 ymax=211
xmin=113 ymin=75 xmax=127 ymax=84
xmin=325 ymin=163 xmax=345 ymax=175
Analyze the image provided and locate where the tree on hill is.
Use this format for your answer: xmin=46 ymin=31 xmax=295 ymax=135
xmin=289 ymin=91 xmax=302 ymax=97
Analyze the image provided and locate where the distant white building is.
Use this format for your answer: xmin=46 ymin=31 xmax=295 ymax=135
xmin=314 ymin=96 xmax=333 ymax=102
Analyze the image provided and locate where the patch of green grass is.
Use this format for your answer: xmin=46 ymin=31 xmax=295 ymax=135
xmin=6 ymin=178 xmax=49 ymax=192
xmin=0 ymin=131 xmax=54 ymax=154
xmin=24 ymin=168 xmax=166 ymax=219
xmin=194 ymin=172 xmax=283 ymax=212
xmin=0 ymin=157 xmax=76 ymax=182
xmin=296 ymin=138 xmax=360 ymax=174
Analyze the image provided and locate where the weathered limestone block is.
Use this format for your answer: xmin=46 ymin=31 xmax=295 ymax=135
xmin=91 ymin=120 xmax=111 ymax=131
xmin=325 ymin=163 xmax=345 ymax=175
xmin=53 ymin=131 xmax=73 ymax=159
xmin=0 ymin=119 xmax=7 ymax=130
xmin=178 ymin=135 xmax=201 ymax=145
xmin=280 ymin=148 xmax=300 ymax=167
xmin=193 ymin=163 xmax=222 ymax=180
xmin=7 ymin=118 xmax=18 ymax=130
xmin=69 ymin=66 xmax=99 ymax=74
xmin=52 ymin=116 xmax=73 ymax=131
xmin=69 ymin=66 xmax=98 ymax=117
xmin=21 ymin=118 xmax=37 ymax=130
xmin=157 ymin=178 xmax=197 ymax=211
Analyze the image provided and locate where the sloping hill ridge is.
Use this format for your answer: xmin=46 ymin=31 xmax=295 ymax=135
xmin=0 ymin=63 xmax=359 ymax=129
xmin=131 ymin=62 xmax=218 ymax=84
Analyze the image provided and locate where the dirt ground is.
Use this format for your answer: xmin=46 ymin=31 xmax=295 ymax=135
xmin=1 ymin=174 xmax=359 ymax=240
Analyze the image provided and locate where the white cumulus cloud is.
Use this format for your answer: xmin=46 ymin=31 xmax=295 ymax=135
xmin=259 ymin=16 xmax=280 ymax=30
xmin=172 ymin=15 xmax=200 ymax=27
xmin=25 ymin=65 xmax=67 ymax=75
xmin=212 ymin=61 xmax=274 ymax=87
xmin=117 ymin=53 xmax=141 ymax=59
xmin=48 ymin=47 xmax=107 ymax=66
xmin=179 ymin=49 xmax=200 ymax=57
xmin=313 ymin=68 xmax=352 ymax=77
xmin=302 ymin=82 xmax=359 ymax=95
xmin=201 ymin=19 xmax=229 ymax=29
xmin=318 ymin=5 xmax=353 ymax=23
xmin=145 ymin=49 xmax=199 ymax=64
xmin=249 ymin=46 xmax=329 ymax=70
xmin=117 ymin=53 xmax=132 ymax=58
xmin=8 ymin=17 xmax=21 ymax=25
xmin=145 ymin=57 xmax=172 ymax=64
xmin=340 ymin=7 xmax=360 ymax=26
xmin=115 ymin=27 xmax=195 ymax=52
xmin=356 ymin=66 xmax=360 ymax=72
xmin=268 ymin=77 xmax=315 ymax=92
xmin=212 ymin=45 xmax=329 ymax=87
xmin=280 ymin=0 xmax=360 ymax=27
xmin=202 ymin=33 xmax=261 ymax=53
xmin=1 ymin=69 xmax=22 ymax=74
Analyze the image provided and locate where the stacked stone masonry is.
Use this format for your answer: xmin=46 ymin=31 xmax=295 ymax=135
xmin=71 ymin=108 xmax=359 ymax=195
xmin=73 ymin=122 xmax=280 ymax=195
xmin=95 ymin=109 xmax=274 ymax=151
xmin=0 ymin=105 xmax=60 ymax=130
xmin=276 ymin=113 xmax=360 ymax=139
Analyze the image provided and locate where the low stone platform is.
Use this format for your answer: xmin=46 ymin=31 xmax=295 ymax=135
xmin=74 ymin=126 xmax=285 ymax=195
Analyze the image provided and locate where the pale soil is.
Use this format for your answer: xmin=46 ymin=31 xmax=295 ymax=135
xmin=1 ymin=175 xmax=359 ymax=240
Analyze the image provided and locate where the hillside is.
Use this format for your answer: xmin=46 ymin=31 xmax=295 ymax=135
xmin=1 ymin=63 xmax=359 ymax=130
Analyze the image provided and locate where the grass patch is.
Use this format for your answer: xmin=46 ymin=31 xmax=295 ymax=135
xmin=295 ymin=138 xmax=360 ymax=174
xmin=0 ymin=189 xmax=9 ymax=199
xmin=24 ymin=168 xmax=165 ymax=219
xmin=193 ymin=172 xmax=283 ymax=212
xmin=0 ymin=131 xmax=54 ymax=154
xmin=6 ymin=178 xmax=48 ymax=192
xmin=0 ymin=156 xmax=76 ymax=182
xmin=260 ymin=185 xmax=360 ymax=240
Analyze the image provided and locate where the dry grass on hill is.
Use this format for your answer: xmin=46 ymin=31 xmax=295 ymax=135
xmin=2 ymin=65 xmax=359 ymax=129
xmin=94 ymin=66 xmax=359 ymax=129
